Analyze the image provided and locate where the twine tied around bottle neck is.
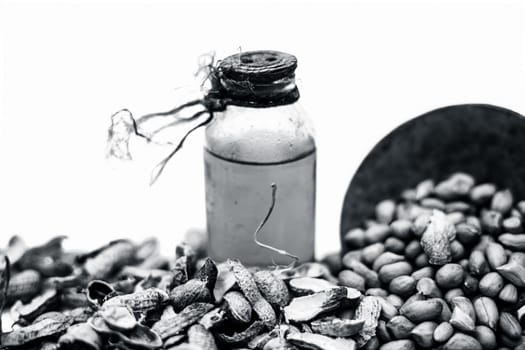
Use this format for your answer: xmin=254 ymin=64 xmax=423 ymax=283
xmin=106 ymin=50 xmax=300 ymax=184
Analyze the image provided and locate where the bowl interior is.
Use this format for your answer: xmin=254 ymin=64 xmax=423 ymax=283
xmin=340 ymin=104 xmax=525 ymax=244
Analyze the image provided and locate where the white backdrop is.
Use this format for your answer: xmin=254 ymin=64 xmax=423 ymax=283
xmin=1 ymin=0 xmax=525 ymax=259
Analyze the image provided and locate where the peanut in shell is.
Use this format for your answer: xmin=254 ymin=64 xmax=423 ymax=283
xmin=62 ymin=307 xmax=93 ymax=325
xmin=1 ymin=313 xmax=72 ymax=347
xmin=152 ymin=302 xmax=214 ymax=340
xmin=228 ymin=259 xmax=276 ymax=328
xmin=170 ymin=256 xmax=191 ymax=287
xmin=170 ymin=279 xmax=213 ymax=311
xmin=7 ymin=269 xmax=42 ymax=303
xmin=103 ymin=287 xmax=169 ymax=313
xmin=12 ymin=288 xmax=59 ymax=323
xmin=223 ymin=291 xmax=252 ymax=324
xmin=194 ymin=257 xmax=218 ymax=291
xmin=253 ymin=270 xmax=290 ymax=308
xmin=84 ymin=240 xmax=135 ymax=279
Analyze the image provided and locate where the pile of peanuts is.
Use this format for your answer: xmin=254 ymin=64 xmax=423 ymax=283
xmin=0 ymin=232 xmax=377 ymax=350
xmin=3 ymin=171 xmax=525 ymax=350
xmin=336 ymin=172 xmax=525 ymax=350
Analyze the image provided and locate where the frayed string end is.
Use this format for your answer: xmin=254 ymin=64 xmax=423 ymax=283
xmin=106 ymin=53 xmax=233 ymax=185
xmin=253 ymin=183 xmax=300 ymax=265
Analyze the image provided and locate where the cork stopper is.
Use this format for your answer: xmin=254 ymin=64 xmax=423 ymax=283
xmin=213 ymin=50 xmax=300 ymax=107
xmin=219 ymin=50 xmax=298 ymax=83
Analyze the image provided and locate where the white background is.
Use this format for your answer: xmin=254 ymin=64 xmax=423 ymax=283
xmin=1 ymin=0 xmax=525 ymax=259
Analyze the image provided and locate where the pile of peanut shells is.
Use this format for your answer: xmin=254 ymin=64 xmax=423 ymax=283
xmin=0 ymin=230 xmax=377 ymax=350
xmin=336 ymin=172 xmax=525 ymax=350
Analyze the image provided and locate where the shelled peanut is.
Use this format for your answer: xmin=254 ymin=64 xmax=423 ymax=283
xmin=338 ymin=172 xmax=525 ymax=350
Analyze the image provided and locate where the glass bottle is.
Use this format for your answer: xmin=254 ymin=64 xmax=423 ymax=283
xmin=204 ymin=50 xmax=316 ymax=265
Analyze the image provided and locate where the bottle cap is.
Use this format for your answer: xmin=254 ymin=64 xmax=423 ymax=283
xmin=212 ymin=50 xmax=300 ymax=107
xmin=219 ymin=50 xmax=297 ymax=83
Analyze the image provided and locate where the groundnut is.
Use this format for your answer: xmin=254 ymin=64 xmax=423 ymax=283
xmin=340 ymin=173 xmax=525 ymax=350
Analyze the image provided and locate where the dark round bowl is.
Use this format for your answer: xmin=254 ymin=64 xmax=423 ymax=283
xmin=340 ymin=104 xmax=525 ymax=247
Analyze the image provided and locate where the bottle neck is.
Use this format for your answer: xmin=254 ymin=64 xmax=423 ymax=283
xmin=209 ymin=73 xmax=300 ymax=108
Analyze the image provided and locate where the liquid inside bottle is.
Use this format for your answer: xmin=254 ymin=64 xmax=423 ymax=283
xmin=205 ymin=149 xmax=316 ymax=265
xmin=203 ymin=50 xmax=315 ymax=266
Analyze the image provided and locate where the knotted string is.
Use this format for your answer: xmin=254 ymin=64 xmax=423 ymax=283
xmin=106 ymin=52 xmax=298 ymax=184
xmin=107 ymin=95 xmax=229 ymax=185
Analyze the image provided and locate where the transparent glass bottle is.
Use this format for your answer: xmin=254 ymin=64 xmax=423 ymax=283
xmin=204 ymin=51 xmax=316 ymax=265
